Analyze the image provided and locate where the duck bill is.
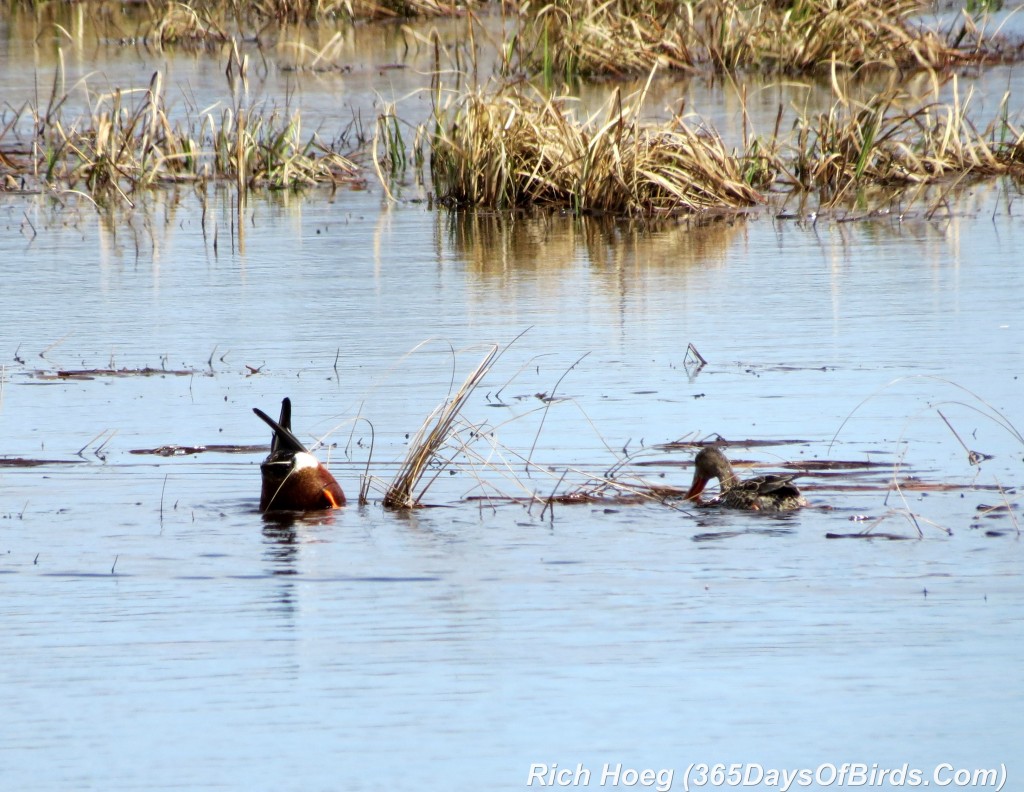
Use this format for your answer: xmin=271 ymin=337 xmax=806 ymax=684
xmin=685 ymin=474 xmax=709 ymax=501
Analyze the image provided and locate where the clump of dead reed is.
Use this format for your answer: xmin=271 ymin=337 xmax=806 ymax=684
xmin=784 ymin=77 xmax=1024 ymax=203
xmin=429 ymin=78 xmax=763 ymax=216
xmin=0 ymin=67 xmax=360 ymax=203
xmin=507 ymin=0 xmax=1018 ymax=79
xmin=507 ymin=0 xmax=691 ymax=79
xmin=382 ymin=345 xmax=499 ymax=508
xmin=700 ymin=0 xmax=1007 ymax=74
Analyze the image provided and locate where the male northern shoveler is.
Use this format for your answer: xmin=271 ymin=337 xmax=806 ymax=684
xmin=685 ymin=446 xmax=805 ymax=511
xmin=253 ymin=398 xmax=346 ymax=512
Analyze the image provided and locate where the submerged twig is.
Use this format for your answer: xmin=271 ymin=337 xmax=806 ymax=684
xmin=539 ymin=469 xmax=569 ymax=522
xmin=77 ymin=428 xmax=111 ymax=458
xmin=685 ymin=342 xmax=707 ymax=367
xmin=356 ymin=417 xmax=376 ymax=507
xmin=40 ymin=332 xmax=73 ymax=360
xmin=936 ymin=408 xmax=992 ymax=466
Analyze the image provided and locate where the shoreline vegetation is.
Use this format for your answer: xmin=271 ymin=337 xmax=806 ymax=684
xmin=506 ymin=0 xmax=1020 ymax=79
xmin=1 ymin=0 xmax=1023 ymax=214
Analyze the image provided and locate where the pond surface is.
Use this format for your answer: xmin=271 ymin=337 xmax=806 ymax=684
xmin=2 ymin=8 xmax=1024 ymax=792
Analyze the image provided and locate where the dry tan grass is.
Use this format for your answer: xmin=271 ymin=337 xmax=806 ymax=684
xmin=382 ymin=345 xmax=499 ymax=509
xmin=144 ymin=2 xmax=231 ymax=46
xmin=508 ymin=0 xmax=692 ymax=78
xmin=783 ymin=75 xmax=1024 ymax=203
xmin=704 ymin=0 xmax=979 ymax=74
xmin=429 ymin=79 xmax=763 ymax=216
xmin=1 ymin=0 xmax=476 ymax=45
xmin=508 ymin=0 xmax=1019 ymax=79
xmin=5 ymin=2 xmax=1023 ymax=211
xmin=0 ymin=68 xmax=361 ymax=204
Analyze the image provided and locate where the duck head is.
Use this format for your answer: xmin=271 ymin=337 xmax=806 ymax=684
xmin=684 ymin=446 xmax=736 ymax=502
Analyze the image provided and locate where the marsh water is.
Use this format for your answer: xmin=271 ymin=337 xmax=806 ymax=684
xmin=2 ymin=7 xmax=1024 ymax=792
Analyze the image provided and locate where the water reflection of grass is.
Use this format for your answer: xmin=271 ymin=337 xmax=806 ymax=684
xmin=447 ymin=210 xmax=744 ymax=281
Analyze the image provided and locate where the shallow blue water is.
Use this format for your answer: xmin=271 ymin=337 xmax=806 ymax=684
xmin=2 ymin=8 xmax=1024 ymax=787
xmin=2 ymin=182 xmax=1022 ymax=791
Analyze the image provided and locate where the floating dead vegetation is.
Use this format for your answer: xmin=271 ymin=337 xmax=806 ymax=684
xmin=779 ymin=459 xmax=893 ymax=471
xmin=507 ymin=0 xmax=1021 ymax=80
xmin=130 ymin=444 xmax=267 ymax=456
xmin=464 ymin=484 xmax=689 ymax=509
xmin=62 ymin=367 xmax=193 ymax=379
xmin=429 ymin=80 xmax=763 ymax=216
xmin=692 ymin=527 xmax=797 ymax=542
xmin=977 ymin=501 xmax=1019 ymax=514
xmin=825 ymin=530 xmax=916 ymax=540
xmin=653 ymin=436 xmax=809 ymax=453
xmin=971 ymin=499 xmax=1021 ymax=535
xmin=802 ymin=478 xmax=1006 ymax=492
xmin=0 ymin=457 xmax=77 ymax=468
xmin=892 ymin=477 xmax=986 ymax=491
xmin=542 ymin=479 xmax=691 ymax=510
xmin=26 ymin=366 xmax=197 ymax=381
xmin=365 ymin=369 xmax=980 ymax=512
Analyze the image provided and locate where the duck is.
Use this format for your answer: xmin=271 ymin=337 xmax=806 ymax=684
xmin=253 ymin=398 xmax=346 ymax=512
xmin=684 ymin=446 xmax=805 ymax=511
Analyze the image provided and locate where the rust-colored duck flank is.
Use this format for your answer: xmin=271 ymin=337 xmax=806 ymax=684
xmin=253 ymin=398 xmax=345 ymax=512
xmin=685 ymin=447 xmax=805 ymax=512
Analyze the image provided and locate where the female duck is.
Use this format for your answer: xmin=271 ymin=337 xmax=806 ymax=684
xmin=685 ymin=447 xmax=805 ymax=512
